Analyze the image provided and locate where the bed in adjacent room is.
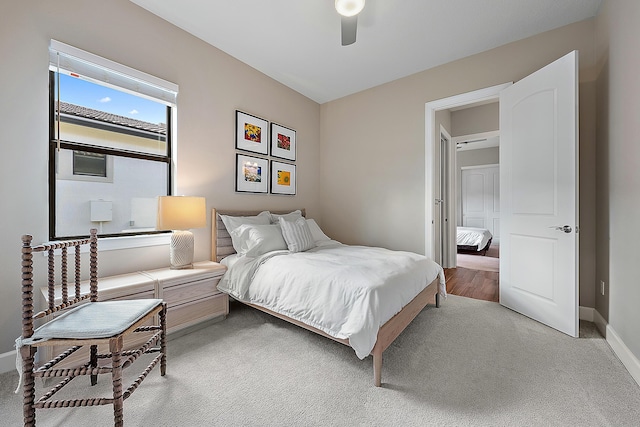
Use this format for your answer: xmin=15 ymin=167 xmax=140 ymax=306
xmin=211 ymin=208 xmax=446 ymax=386
xmin=456 ymin=226 xmax=493 ymax=255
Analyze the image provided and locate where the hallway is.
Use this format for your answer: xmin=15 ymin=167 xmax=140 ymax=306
xmin=445 ymin=244 xmax=499 ymax=302
xmin=444 ymin=266 xmax=499 ymax=303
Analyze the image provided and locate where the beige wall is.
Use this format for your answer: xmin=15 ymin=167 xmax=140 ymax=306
xmin=595 ymin=0 xmax=640 ymax=360
xmin=451 ymin=103 xmax=499 ymax=137
xmin=579 ymin=81 xmax=598 ymax=309
xmin=595 ymin=0 xmax=611 ymax=322
xmin=0 ymin=0 xmax=320 ymax=356
xmin=457 ymin=147 xmax=499 ymax=168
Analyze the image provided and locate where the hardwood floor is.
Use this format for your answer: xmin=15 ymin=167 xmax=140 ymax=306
xmin=444 ymin=266 xmax=499 ymax=303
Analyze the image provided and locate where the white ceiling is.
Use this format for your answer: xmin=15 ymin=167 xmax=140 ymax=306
xmin=129 ymin=0 xmax=602 ymax=104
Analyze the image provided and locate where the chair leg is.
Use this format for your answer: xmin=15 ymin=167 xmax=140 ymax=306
xmin=160 ymin=302 xmax=167 ymax=376
xmin=90 ymin=344 xmax=98 ymax=386
xmin=21 ymin=346 xmax=36 ymax=427
xmin=110 ymin=337 xmax=124 ymax=427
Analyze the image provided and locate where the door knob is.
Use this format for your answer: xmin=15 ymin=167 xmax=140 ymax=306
xmin=550 ymin=225 xmax=572 ymax=233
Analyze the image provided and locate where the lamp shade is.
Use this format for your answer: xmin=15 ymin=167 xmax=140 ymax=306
xmin=156 ymin=196 xmax=206 ymax=231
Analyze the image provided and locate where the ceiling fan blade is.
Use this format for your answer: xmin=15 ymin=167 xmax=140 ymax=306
xmin=341 ymin=15 xmax=358 ymax=46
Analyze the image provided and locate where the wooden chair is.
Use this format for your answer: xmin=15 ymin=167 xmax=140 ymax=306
xmin=17 ymin=229 xmax=167 ymax=427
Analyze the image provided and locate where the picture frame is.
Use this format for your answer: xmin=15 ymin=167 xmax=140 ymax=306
xmin=270 ymin=123 xmax=296 ymax=161
xmin=236 ymin=110 xmax=269 ymax=155
xmin=236 ymin=154 xmax=269 ymax=193
xmin=270 ymin=161 xmax=296 ymax=195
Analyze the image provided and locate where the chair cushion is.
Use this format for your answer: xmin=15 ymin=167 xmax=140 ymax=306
xmin=29 ymin=299 xmax=163 ymax=342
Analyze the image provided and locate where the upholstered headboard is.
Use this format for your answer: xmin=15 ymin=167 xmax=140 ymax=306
xmin=211 ymin=208 xmax=306 ymax=262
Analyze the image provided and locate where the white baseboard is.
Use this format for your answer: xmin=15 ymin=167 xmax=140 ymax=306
xmin=592 ymin=308 xmax=640 ymax=387
xmin=606 ymin=324 xmax=640 ymax=387
xmin=593 ymin=309 xmax=608 ymax=338
xmin=579 ymin=306 xmax=595 ymax=322
xmin=0 ymin=349 xmax=16 ymax=375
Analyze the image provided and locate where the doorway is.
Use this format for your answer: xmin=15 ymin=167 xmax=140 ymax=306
xmin=425 ymin=83 xmax=510 ymax=263
xmin=425 ymin=84 xmax=508 ymax=302
xmin=447 ymin=125 xmax=501 ymax=302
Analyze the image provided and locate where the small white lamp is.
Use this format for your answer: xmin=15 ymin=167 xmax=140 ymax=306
xmin=157 ymin=196 xmax=206 ymax=269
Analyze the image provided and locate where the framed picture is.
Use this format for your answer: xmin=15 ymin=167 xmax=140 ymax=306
xmin=270 ymin=123 xmax=296 ymax=161
xmin=236 ymin=154 xmax=269 ymax=193
xmin=270 ymin=161 xmax=296 ymax=195
xmin=236 ymin=110 xmax=269 ymax=155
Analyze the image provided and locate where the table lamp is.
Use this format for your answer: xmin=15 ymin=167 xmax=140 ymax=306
xmin=157 ymin=196 xmax=206 ymax=269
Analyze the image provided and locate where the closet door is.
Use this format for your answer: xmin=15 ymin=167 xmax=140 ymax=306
xmin=461 ymin=165 xmax=500 ymax=243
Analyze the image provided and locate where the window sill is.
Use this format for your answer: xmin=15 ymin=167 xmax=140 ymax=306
xmin=98 ymin=233 xmax=171 ymax=251
xmin=46 ymin=233 xmax=171 ymax=255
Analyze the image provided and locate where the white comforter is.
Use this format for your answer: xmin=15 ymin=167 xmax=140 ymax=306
xmin=456 ymin=227 xmax=492 ymax=250
xmin=217 ymin=241 xmax=445 ymax=359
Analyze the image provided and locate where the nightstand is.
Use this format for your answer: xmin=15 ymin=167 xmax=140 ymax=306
xmin=142 ymin=261 xmax=228 ymax=334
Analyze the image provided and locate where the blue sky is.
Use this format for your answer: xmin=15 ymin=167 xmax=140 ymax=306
xmin=59 ymin=73 xmax=166 ymax=125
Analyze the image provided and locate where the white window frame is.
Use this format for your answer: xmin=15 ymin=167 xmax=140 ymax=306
xmin=49 ymin=40 xmax=179 ymax=250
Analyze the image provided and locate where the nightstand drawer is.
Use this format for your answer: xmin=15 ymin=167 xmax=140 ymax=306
xmin=167 ymin=293 xmax=228 ymax=333
xmin=163 ymin=277 xmax=221 ymax=307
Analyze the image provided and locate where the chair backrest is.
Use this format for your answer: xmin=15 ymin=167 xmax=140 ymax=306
xmin=21 ymin=229 xmax=98 ymax=339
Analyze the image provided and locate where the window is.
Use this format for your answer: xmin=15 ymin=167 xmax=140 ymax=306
xmin=49 ymin=40 xmax=178 ymax=239
xmin=73 ymin=151 xmax=107 ymax=177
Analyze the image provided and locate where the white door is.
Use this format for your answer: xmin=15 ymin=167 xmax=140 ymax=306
xmin=461 ymin=165 xmax=500 ymax=243
xmin=499 ymin=51 xmax=579 ymax=337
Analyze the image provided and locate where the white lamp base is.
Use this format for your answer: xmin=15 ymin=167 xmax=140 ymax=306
xmin=170 ymin=230 xmax=194 ymax=269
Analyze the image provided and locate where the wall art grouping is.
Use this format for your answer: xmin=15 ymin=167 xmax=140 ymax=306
xmin=235 ymin=110 xmax=297 ymax=195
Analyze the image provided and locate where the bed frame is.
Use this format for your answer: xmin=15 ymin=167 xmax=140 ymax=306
xmin=211 ymin=208 xmax=440 ymax=387
xmin=457 ymin=237 xmax=492 ymax=256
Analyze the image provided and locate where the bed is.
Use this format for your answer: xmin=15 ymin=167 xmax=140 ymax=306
xmin=211 ymin=208 xmax=446 ymax=386
xmin=456 ymin=226 xmax=493 ymax=255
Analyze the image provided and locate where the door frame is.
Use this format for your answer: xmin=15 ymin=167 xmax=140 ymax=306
xmin=437 ymin=126 xmax=453 ymax=267
xmin=425 ymin=83 xmax=511 ymax=262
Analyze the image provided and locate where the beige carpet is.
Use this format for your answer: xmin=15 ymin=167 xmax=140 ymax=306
xmin=1 ymin=296 xmax=639 ymax=426
xmin=457 ymin=244 xmax=499 ymax=272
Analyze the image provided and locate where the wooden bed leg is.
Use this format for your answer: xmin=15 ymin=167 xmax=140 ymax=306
xmin=373 ymin=350 xmax=382 ymax=387
xmin=436 ymin=292 xmax=440 ymax=308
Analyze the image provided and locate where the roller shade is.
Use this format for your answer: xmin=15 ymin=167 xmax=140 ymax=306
xmin=49 ymin=39 xmax=178 ymax=106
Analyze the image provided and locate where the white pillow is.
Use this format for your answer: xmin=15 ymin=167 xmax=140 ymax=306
xmin=279 ymin=217 xmax=315 ymax=253
xmin=269 ymin=209 xmax=302 ymax=224
xmin=306 ymin=219 xmax=330 ymax=242
xmin=230 ymin=223 xmax=287 ymax=257
xmin=220 ymin=253 xmax=240 ymax=269
xmin=219 ymin=211 xmax=270 ymax=233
